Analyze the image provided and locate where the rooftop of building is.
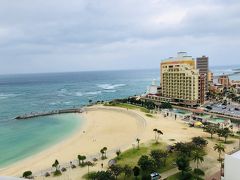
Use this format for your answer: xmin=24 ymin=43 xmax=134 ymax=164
xmin=230 ymin=150 xmax=240 ymax=159
xmin=162 ymin=52 xmax=195 ymax=62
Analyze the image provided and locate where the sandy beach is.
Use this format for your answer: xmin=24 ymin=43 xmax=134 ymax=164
xmin=1 ymin=105 xmax=239 ymax=179
xmin=0 ymin=106 xmax=145 ymax=177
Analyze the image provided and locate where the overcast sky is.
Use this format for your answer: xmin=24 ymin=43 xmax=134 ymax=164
xmin=0 ymin=0 xmax=240 ymax=74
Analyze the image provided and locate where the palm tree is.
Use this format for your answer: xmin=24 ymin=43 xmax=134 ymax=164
xmin=103 ymin=147 xmax=107 ymax=158
xmin=153 ymin=128 xmax=158 ymax=142
xmin=78 ymin=155 xmax=86 ymax=166
xmin=156 ymin=130 xmax=163 ymax=143
xmin=136 ymin=138 xmax=140 ymax=149
xmin=192 ymin=151 xmax=204 ymax=169
xmin=214 ymin=143 xmax=225 ymax=160
xmin=85 ymin=161 xmax=94 ymax=177
xmin=52 ymin=160 xmax=59 ymax=172
xmin=100 ymin=149 xmax=105 ymax=160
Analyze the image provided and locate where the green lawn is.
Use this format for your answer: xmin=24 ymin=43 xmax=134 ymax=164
xmin=104 ymin=102 xmax=150 ymax=113
xmin=116 ymin=142 xmax=177 ymax=173
xmin=205 ymin=136 xmax=235 ymax=144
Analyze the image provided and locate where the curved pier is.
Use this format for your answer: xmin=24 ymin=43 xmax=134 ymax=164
xmin=15 ymin=108 xmax=84 ymax=120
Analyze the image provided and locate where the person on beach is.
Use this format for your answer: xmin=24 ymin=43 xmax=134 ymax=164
xmin=101 ymin=163 xmax=103 ymax=168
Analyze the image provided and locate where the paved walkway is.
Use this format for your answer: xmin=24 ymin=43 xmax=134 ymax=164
xmin=160 ymin=168 xmax=179 ymax=179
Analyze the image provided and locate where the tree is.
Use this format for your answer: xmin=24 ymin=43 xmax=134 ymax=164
xmin=85 ymin=161 xmax=94 ymax=177
xmin=52 ymin=160 xmax=61 ymax=176
xmin=52 ymin=160 xmax=59 ymax=171
xmin=176 ymin=156 xmax=191 ymax=175
xmin=153 ymin=128 xmax=158 ymax=142
xmin=160 ymin=102 xmax=172 ymax=109
xmin=214 ymin=143 xmax=225 ymax=160
xmin=116 ymin=149 xmax=121 ymax=157
xmin=150 ymin=149 xmax=163 ymax=168
xmin=192 ymin=151 xmax=204 ymax=169
xmin=156 ymin=130 xmax=163 ymax=143
xmin=100 ymin=147 xmax=108 ymax=160
xmin=193 ymin=168 xmax=205 ymax=180
xmin=22 ymin=171 xmax=32 ymax=179
xmin=103 ymin=147 xmax=108 ymax=158
xmin=204 ymin=125 xmax=217 ymax=139
xmin=100 ymin=149 xmax=105 ymax=160
xmin=217 ymin=128 xmax=223 ymax=140
xmin=123 ymin=165 xmax=132 ymax=179
xmin=159 ymin=150 xmax=168 ymax=166
xmin=92 ymin=171 xmax=115 ymax=180
xmin=132 ymin=166 xmax=140 ymax=179
xmin=136 ymin=138 xmax=140 ymax=149
xmin=174 ymin=142 xmax=193 ymax=157
xmin=78 ymin=155 xmax=86 ymax=166
xmin=109 ymin=165 xmax=123 ymax=179
xmin=222 ymin=128 xmax=231 ymax=143
xmin=192 ymin=136 xmax=208 ymax=148
xmin=138 ymin=155 xmax=156 ymax=174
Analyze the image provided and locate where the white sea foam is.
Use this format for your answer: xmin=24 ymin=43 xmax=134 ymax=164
xmin=104 ymin=90 xmax=117 ymax=93
xmin=85 ymin=91 xmax=102 ymax=95
xmin=75 ymin=92 xmax=83 ymax=97
xmin=97 ymin=84 xmax=126 ymax=90
xmin=0 ymin=93 xmax=20 ymax=99
xmin=63 ymin=101 xmax=71 ymax=105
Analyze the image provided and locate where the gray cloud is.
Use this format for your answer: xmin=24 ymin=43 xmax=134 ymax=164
xmin=0 ymin=0 xmax=240 ymax=74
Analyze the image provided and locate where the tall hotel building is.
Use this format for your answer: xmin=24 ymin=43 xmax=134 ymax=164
xmin=161 ymin=52 xmax=200 ymax=106
xmin=196 ymin=56 xmax=209 ymax=92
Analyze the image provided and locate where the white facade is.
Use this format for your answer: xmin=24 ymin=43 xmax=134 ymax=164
xmin=224 ymin=151 xmax=240 ymax=180
xmin=147 ymin=79 xmax=158 ymax=95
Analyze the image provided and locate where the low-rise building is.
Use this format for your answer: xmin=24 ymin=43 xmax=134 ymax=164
xmin=218 ymin=74 xmax=230 ymax=88
xmin=224 ymin=150 xmax=240 ymax=180
xmin=208 ymin=71 xmax=214 ymax=85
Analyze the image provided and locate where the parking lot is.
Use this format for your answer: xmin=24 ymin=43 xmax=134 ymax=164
xmin=207 ymin=103 xmax=240 ymax=118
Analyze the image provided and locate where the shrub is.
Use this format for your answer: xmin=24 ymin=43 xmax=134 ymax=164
xmin=45 ymin=172 xmax=50 ymax=177
xmin=53 ymin=170 xmax=62 ymax=176
xmin=22 ymin=171 xmax=32 ymax=178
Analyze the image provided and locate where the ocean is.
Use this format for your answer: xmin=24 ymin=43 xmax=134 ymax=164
xmin=0 ymin=67 xmax=239 ymax=167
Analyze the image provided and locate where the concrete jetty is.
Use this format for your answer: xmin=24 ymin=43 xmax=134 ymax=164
xmin=15 ymin=108 xmax=83 ymax=120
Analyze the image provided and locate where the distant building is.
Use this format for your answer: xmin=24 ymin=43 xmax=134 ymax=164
xmin=209 ymin=83 xmax=224 ymax=93
xmin=147 ymin=79 xmax=159 ymax=95
xmin=160 ymin=52 xmax=199 ymax=106
xmin=224 ymin=150 xmax=240 ymax=180
xmin=208 ymin=71 xmax=213 ymax=85
xmin=218 ymin=74 xmax=230 ymax=88
xmin=196 ymin=56 xmax=209 ymax=92
xmin=198 ymin=74 xmax=206 ymax=104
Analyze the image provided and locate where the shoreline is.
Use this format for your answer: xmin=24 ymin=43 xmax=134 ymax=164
xmin=0 ymin=113 xmax=87 ymax=174
xmin=0 ymin=106 xmax=145 ymax=177
xmin=1 ymin=105 xmax=239 ymax=179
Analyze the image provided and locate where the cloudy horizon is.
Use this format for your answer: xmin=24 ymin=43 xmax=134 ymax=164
xmin=0 ymin=0 xmax=240 ymax=75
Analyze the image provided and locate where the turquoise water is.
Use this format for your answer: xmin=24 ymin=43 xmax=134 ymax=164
xmin=0 ymin=114 xmax=82 ymax=167
xmin=0 ymin=67 xmax=239 ymax=167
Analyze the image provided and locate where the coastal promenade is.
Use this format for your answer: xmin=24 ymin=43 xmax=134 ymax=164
xmin=15 ymin=108 xmax=84 ymax=120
